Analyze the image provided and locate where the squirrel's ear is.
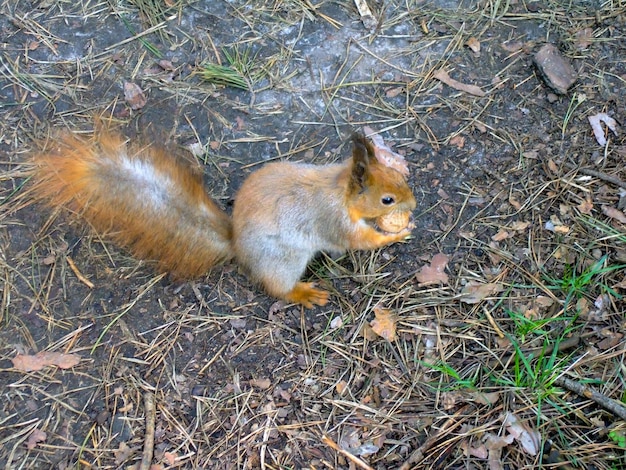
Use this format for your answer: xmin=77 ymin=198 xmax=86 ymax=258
xmin=350 ymin=133 xmax=374 ymax=192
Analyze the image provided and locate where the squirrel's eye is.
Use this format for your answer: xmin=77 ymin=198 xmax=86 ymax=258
xmin=381 ymin=196 xmax=395 ymax=205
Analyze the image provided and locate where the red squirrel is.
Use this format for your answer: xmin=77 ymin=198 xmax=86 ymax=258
xmin=29 ymin=129 xmax=416 ymax=307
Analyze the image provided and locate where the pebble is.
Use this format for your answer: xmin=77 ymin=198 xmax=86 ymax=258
xmin=533 ymin=43 xmax=577 ymax=94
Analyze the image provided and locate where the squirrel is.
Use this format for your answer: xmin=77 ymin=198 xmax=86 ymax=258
xmin=29 ymin=129 xmax=416 ymax=308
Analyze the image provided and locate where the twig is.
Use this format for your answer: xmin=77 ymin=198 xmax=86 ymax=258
xmin=139 ymin=392 xmax=156 ymax=470
xmin=554 ymin=376 xmax=626 ymax=421
xmin=66 ymin=256 xmax=95 ymax=288
xmin=321 ymin=435 xmax=374 ymax=470
xmin=564 ymin=163 xmax=626 ymax=190
xmin=399 ymin=404 xmax=471 ymax=469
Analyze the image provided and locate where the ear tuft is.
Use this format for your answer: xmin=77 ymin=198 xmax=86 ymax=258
xmin=350 ymin=133 xmax=372 ymax=192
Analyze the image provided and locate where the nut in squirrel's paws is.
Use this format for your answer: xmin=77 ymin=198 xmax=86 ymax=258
xmin=376 ymin=211 xmax=414 ymax=234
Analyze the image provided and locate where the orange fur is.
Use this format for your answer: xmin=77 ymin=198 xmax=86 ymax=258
xmin=30 ymin=131 xmax=232 ymax=278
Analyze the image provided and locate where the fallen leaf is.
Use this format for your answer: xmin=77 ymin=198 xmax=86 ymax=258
xmin=545 ymin=220 xmax=571 ymax=234
xmin=460 ymin=282 xmax=503 ymax=304
xmin=336 ymin=380 xmax=348 ymax=395
xmin=588 ymin=113 xmax=618 ymax=146
xmin=370 ymin=307 xmax=398 ymax=341
xmin=385 ymin=86 xmax=404 ymax=98
xmin=535 ymin=296 xmax=554 ymax=308
xmin=508 ymin=196 xmax=522 ymax=211
xmin=574 ymin=28 xmax=594 ymax=50
xmin=26 ymin=428 xmax=47 ymax=450
xmin=449 ymin=135 xmax=465 ymax=149
xmin=578 ymin=198 xmax=593 ymax=214
xmin=416 ymin=253 xmax=449 ymax=286
xmin=363 ymin=126 xmax=410 ymax=176
xmin=484 ymin=432 xmax=515 ymax=470
xmin=501 ymin=41 xmax=524 ymax=53
xmin=114 ymin=442 xmax=135 ymax=465
xmin=503 ymin=412 xmax=541 ymax=456
xmin=441 ymin=391 xmax=462 ymax=410
xmin=163 ymin=451 xmax=177 ymax=465
xmin=601 ymin=205 xmax=626 ymax=223
xmin=361 ymin=323 xmax=379 ymax=341
xmin=12 ymin=351 xmax=81 ymax=372
xmin=510 ymin=221 xmax=531 ymax=232
xmin=250 ymin=378 xmax=272 ymax=389
xmin=491 ymin=230 xmax=511 ymax=241
xmin=123 ymin=81 xmax=147 ymax=110
xmin=472 ymin=390 xmax=501 ymax=405
xmin=465 ymin=37 xmax=481 ymax=53
xmin=460 ymin=440 xmax=488 ymax=458
xmin=433 ymin=69 xmax=486 ymax=97
xmin=598 ymin=332 xmax=623 ymax=350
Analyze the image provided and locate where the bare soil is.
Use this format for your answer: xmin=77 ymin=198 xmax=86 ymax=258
xmin=1 ymin=0 xmax=625 ymax=469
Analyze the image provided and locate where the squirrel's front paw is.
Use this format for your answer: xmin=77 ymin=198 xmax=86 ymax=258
xmin=284 ymin=282 xmax=329 ymax=308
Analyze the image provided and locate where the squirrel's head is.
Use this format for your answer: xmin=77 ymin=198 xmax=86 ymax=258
xmin=347 ymin=133 xmax=417 ymax=221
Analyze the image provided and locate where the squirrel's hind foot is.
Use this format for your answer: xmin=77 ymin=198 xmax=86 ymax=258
xmin=283 ymin=282 xmax=329 ymax=308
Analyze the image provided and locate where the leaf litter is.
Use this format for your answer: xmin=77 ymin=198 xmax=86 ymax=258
xmin=1 ymin=0 xmax=626 ymax=469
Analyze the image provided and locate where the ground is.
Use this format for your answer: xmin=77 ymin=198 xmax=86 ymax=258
xmin=0 ymin=0 xmax=625 ymax=469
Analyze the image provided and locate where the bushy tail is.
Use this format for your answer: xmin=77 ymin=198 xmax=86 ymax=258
xmin=30 ymin=130 xmax=233 ymax=278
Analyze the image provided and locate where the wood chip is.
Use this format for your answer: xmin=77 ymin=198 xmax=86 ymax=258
xmin=533 ymin=44 xmax=577 ymax=94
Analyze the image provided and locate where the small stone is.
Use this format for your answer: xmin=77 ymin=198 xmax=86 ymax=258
xmin=533 ymin=44 xmax=577 ymax=94
xmin=546 ymin=93 xmax=559 ymax=103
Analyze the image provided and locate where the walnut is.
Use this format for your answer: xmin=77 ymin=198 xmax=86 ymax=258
xmin=376 ymin=211 xmax=411 ymax=233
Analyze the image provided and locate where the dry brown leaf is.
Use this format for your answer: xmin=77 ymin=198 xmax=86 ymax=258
xmin=361 ymin=323 xmax=379 ymax=341
xmin=460 ymin=440 xmax=488 ymax=458
xmin=449 ymin=134 xmax=465 ymax=149
xmin=485 ymin=432 xmax=514 ymax=470
xmin=601 ymin=205 xmax=626 ymax=223
xmin=433 ymin=69 xmax=486 ymax=97
xmin=123 ymin=81 xmax=147 ymax=110
xmin=578 ymin=198 xmax=593 ymax=215
xmin=472 ymin=390 xmax=501 ymax=405
xmin=504 ymin=412 xmax=541 ymax=456
xmin=335 ymin=380 xmax=348 ymax=395
xmin=363 ymin=126 xmax=410 ymax=176
xmin=250 ymin=377 xmax=272 ymax=389
xmin=163 ymin=452 xmax=178 ymax=465
xmin=465 ymin=37 xmax=481 ymax=53
xmin=491 ymin=230 xmax=510 ymax=241
xmin=460 ymin=282 xmax=503 ymax=304
xmin=370 ymin=307 xmax=398 ymax=341
xmin=416 ymin=253 xmax=449 ymax=286
xmin=508 ymin=196 xmax=522 ymax=211
xmin=545 ymin=220 xmax=571 ymax=234
xmin=12 ymin=351 xmax=81 ymax=372
xmin=501 ymin=41 xmax=524 ymax=53
xmin=26 ymin=428 xmax=47 ymax=450
xmin=385 ymin=86 xmax=404 ymax=98
xmin=535 ymin=296 xmax=554 ymax=308
xmin=114 ymin=442 xmax=135 ymax=465
xmin=510 ymin=221 xmax=531 ymax=232
xmin=598 ymin=332 xmax=623 ymax=350
xmin=574 ymin=27 xmax=594 ymax=50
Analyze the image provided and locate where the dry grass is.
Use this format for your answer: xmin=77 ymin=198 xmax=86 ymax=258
xmin=1 ymin=0 xmax=626 ymax=468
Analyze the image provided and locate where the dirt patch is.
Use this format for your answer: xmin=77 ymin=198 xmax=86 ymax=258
xmin=1 ymin=0 xmax=625 ymax=468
